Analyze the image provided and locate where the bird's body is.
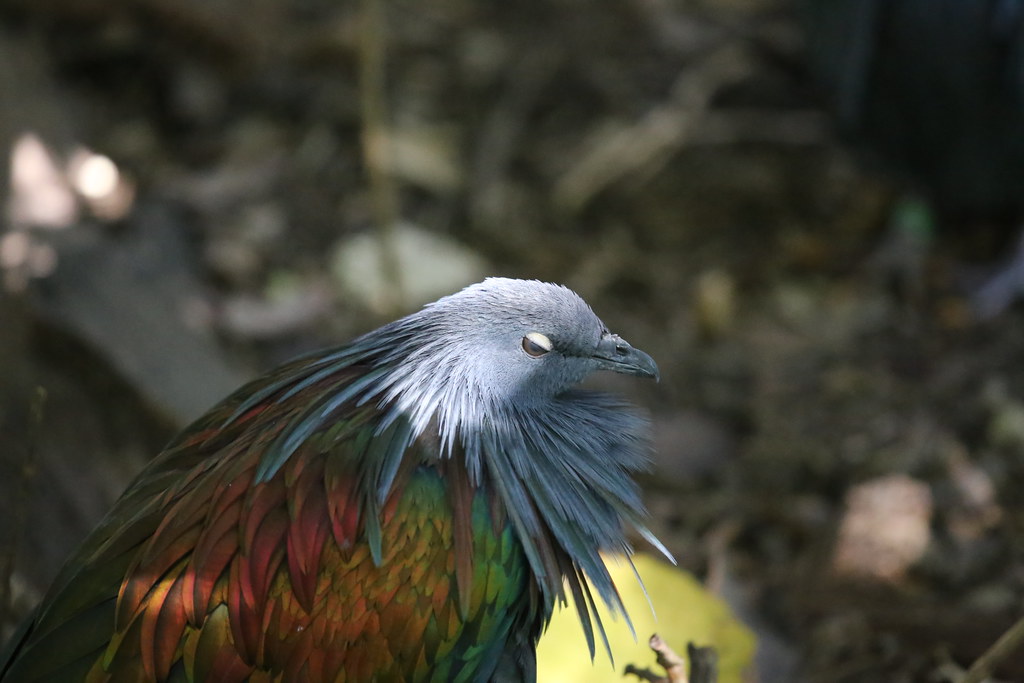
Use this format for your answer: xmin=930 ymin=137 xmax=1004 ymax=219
xmin=0 ymin=278 xmax=662 ymax=682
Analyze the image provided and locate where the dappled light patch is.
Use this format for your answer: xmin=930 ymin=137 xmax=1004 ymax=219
xmin=832 ymin=474 xmax=933 ymax=582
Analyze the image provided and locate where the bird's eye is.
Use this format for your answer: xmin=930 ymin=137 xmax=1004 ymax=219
xmin=522 ymin=332 xmax=553 ymax=357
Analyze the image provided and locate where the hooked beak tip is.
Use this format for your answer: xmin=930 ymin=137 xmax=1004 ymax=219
xmin=593 ymin=334 xmax=659 ymax=381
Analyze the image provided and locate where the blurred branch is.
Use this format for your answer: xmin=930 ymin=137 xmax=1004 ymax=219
xmin=358 ymin=0 xmax=404 ymax=315
xmin=554 ymin=44 xmax=756 ymax=213
xmin=686 ymin=643 xmax=718 ymax=683
xmin=961 ymin=614 xmax=1024 ymax=683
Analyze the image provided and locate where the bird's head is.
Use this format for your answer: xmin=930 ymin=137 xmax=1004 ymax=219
xmin=427 ymin=278 xmax=658 ymax=396
xmin=370 ymin=278 xmax=658 ymax=442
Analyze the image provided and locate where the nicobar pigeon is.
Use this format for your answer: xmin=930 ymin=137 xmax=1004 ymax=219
xmin=0 ymin=278 xmax=666 ymax=683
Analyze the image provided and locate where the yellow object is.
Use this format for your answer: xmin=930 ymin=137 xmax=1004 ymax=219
xmin=536 ymin=553 xmax=756 ymax=682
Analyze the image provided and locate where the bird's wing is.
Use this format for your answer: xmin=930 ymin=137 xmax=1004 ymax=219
xmin=1 ymin=349 xmax=538 ymax=683
xmin=0 ymin=353 xmax=380 ymax=681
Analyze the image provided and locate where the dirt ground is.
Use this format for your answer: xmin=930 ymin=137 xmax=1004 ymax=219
xmin=2 ymin=1 xmax=1023 ymax=681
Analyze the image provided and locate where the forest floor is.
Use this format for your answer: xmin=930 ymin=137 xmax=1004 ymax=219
xmin=1 ymin=1 xmax=1023 ymax=681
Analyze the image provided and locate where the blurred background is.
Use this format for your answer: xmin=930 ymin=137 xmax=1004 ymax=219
xmin=1 ymin=0 xmax=1024 ymax=680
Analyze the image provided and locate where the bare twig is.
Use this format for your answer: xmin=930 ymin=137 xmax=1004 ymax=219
xmin=623 ymin=635 xmax=718 ymax=683
xmin=961 ymin=614 xmax=1024 ymax=683
xmin=651 ymin=633 xmax=690 ymax=683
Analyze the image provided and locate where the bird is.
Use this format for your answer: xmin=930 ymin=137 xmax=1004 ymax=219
xmin=802 ymin=0 xmax=1024 ymax=313
xmin=0 ymin=277 xmax=665 ymax=682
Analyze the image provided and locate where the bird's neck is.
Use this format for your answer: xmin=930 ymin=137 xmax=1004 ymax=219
xmin=373 ymin=380 xmax=655 ymax=637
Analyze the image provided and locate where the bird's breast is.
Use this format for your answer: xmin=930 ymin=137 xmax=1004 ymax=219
xmin=256 ymin=467 xmax=536 ymax=682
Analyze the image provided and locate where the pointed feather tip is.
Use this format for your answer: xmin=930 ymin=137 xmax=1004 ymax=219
xmin=253 ymin=446 xmax=292 ymax=484
xmin=639 ymin=526 xmax=676 ymax=565
xmin=626 ymin=555 xmax=657 ymax=625
xmin=581 ymin=572 xmax=619 ymax=667
xmin=365 ymin=510 xmax=383 ymax=566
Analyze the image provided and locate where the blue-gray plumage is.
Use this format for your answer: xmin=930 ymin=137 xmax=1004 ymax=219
xmin=0 ymin=277 xmax=666 ymax=683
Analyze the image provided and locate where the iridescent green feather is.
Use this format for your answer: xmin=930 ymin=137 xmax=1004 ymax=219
xmin=1 ymin=354 xmax=541 ymax=683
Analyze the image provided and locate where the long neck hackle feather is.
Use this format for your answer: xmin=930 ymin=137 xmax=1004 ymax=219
xmin=227 ymin=279 xmax=667 ymax=659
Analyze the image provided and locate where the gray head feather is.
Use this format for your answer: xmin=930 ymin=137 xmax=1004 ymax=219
xmin=365 ymin=278 xmax=664 ymax=651
xmin=370 ymin=278 xmax=622 ymax=449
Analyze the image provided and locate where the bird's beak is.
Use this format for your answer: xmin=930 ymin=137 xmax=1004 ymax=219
xmin=592 ymin=333 xmax=660 ymax=381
